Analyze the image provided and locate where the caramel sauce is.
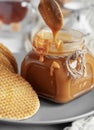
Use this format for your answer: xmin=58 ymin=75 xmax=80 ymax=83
xmin=33 ymin=31 xmax=76 ymax=56
xmin=21 ymin=0 xmax=94 ymax=103
xmin=50 ymin=61 xmax=60 ymax=76
xmin=0 ymin=1 xmax=29 ymax=24
xmin=21 ymin=48 xmax=94 ymax=103
xmin=39 ymin=55 xmax=44 ymax=62
xmin=38 ymin=0 xmax=64 ymax=61
xmin=38 ymin=0 xmax=63 ymax=43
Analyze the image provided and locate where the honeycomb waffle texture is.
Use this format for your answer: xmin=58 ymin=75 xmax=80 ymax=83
xmin=0 ymin=52 xmax=15 ymax=73
xmin=0 ymin=65 xmax=40 ymax=120
xmin=0 ymin=43 xmax=18 ymax=73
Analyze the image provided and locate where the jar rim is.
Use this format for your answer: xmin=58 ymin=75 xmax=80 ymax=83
xmin=36 ymin=27 xmax=84 ymax=43
xmin=61 ymin=27 xmax=84 ymax=41
xmin=33 ymin=27 xmax=85 ymax=56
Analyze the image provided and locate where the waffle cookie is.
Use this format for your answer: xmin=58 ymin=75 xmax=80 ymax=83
xmin=0 ymin=43 xmax=18 ymax=73
xmin=0 ymin=69 xmax=40 ymax=120
xmin=0 ymin=52 xmax=15 ymax=73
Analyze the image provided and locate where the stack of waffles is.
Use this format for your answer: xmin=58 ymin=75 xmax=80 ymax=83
xmin=0 ymin=43 xmax=40 ymax=120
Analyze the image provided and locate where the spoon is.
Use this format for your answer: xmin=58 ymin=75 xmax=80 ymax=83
xmin=54 ymin=0 xmax=63 ymax=7
xmin=38 ymin=0 xmax=63 ymax=40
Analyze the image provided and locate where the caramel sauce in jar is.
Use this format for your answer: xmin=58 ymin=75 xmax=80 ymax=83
xmin=0 ymin=0 xmax=32 ymax=33
xmin=21 ymin=28 xmax=94 ymax=103
xmin=0 ymin=0 xmax=29 ymax=24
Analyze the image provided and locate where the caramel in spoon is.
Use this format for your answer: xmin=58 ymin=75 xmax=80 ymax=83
xmin=38 ymin=0 xmax=63 ymax=41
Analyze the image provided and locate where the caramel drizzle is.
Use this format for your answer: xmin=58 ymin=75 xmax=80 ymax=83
xmin=50 ymin=61 xmax=60 ymax=76
xmin=38 ymin=0 xmax=64 ymax=62
xmin=11 ymin=23 xmax=21 ymax=32
xmin=39 ymin=55 xmax=44 ymax=62
xmin=38 ymin=0 xmax=63 ymax=47
xmin=66 ymin=50 xmax=87 ymax=79
xmin=0 ymin=20 xmax=3 ymax=30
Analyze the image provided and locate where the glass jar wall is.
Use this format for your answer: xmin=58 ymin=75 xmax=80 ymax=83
xmin=21 ymin=28 xmax=94 ymax=103
xmin=0 ymin=0 xmax=39 ymax=52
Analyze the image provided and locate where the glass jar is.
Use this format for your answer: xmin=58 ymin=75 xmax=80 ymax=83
xmin=0 ymin=0 xmax=39 ymax=52
xmin=21 ymin=28 xmax=94 ymax=103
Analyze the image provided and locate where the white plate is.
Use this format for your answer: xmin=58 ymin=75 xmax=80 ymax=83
xmin=0 ymin=52 xmax=94 ymax=125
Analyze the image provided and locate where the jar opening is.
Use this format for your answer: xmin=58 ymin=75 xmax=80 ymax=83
xmin=33 ymin=28 xmax=85 ymax=56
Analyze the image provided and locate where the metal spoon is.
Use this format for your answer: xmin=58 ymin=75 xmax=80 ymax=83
xmin=38 ymin=0 xmax=63 ymax=39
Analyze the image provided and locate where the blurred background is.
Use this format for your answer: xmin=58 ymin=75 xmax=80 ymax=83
xmin=0 ymin=0 xmax=94 ymax=54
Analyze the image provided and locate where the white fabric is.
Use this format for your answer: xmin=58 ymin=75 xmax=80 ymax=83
xmin=63 ymin=116 xmax=94 ymax=130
